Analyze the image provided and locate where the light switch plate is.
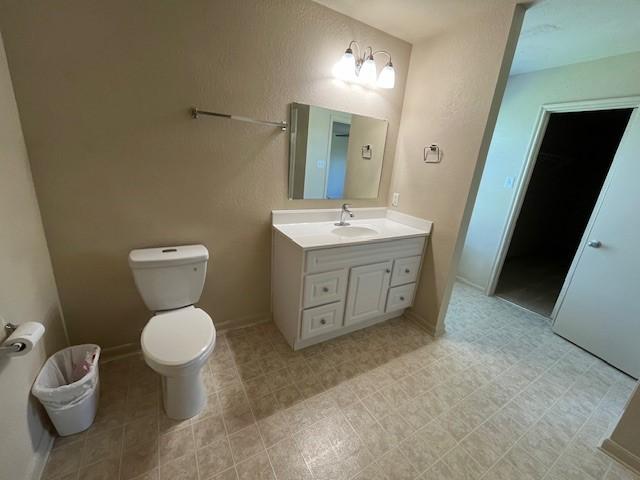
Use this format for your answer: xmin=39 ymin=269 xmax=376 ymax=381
xmin=504 ymin=176 xmax=515 ymax=189
xmin=392 ymin=192 xmax=400 ymax=207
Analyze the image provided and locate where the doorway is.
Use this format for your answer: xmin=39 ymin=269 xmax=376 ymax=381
xmin=325 ymin=121 xmax=350 ymax=199
xmin=494 ymin=108 xmax=633 ymax=316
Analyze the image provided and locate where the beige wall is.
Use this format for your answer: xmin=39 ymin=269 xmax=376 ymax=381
xmin=389 ymin=2 xmax=523 ymax=333
xmin=0 ymin=0 xmax=411 ymax=349
xmin=344 ymin=115 xmax=388 ymax=198
xmin=0 ymin=33 xmax=68 ymax=480
xmin=603 ymin=383 xmax=640 ymax=472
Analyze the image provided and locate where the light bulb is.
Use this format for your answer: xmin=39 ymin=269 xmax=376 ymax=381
xmin=332 ymin=49 xmax=357 ymax=82
xmin=377 ymin=62 xmax=395 ymax=89
xmin=359 ymin=55 xmax=377 ymax=86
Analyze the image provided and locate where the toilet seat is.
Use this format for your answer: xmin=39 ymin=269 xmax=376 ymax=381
xmin=141 ymin=306 xmax=215 ymax=373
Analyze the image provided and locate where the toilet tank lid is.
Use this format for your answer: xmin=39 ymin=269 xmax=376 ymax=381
xmin=129 ymin=244 xmax=209 ymax=269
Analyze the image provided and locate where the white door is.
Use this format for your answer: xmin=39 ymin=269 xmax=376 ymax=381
xmin=345 ymin=261 xmax=392 ymax=326
xmin=553 ymin=109 xmax=640 ymax=378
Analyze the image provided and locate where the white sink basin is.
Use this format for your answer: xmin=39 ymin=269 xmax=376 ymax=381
xmin=331 ymin=225 xmax=379 ymax=237
xmin=272 ymin=208 xmax=432 ymax=249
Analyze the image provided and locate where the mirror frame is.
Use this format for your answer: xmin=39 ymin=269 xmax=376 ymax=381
xmin=288 ymin=102 xmax=389 ymax=201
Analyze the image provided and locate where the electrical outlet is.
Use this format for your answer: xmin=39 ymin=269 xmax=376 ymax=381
xmin=504 ymin=176 xmax=515 ymax=189
xmin=392 ymin=192 xmax=400 ymax=207
xmin=0 ymin=315 xmax=7 ymax=342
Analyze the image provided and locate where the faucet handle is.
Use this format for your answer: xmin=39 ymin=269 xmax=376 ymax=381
xmin=344 ymin=204 xmax=355 ymax=218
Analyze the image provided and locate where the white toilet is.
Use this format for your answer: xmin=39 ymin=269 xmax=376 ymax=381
xmin=128 ymin=244 xmax=215 ymax=420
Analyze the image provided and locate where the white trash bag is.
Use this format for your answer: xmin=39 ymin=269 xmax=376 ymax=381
xmin=32 ymin=344 xmax=101 ymax=436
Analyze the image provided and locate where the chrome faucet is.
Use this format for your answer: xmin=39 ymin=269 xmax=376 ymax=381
xmin=335 ymin=203 xmax=354 ymax=226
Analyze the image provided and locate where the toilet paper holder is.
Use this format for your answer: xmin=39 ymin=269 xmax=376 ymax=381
xmin=0 ymin=323 xmax=26 ymax=356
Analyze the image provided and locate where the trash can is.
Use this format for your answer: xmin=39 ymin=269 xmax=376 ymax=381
xmin=32 ymin=344 xmax=101 ymax=436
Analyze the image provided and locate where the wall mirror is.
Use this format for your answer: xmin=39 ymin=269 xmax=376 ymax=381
xmin=288 ymin=102 xmax=388 ymax=200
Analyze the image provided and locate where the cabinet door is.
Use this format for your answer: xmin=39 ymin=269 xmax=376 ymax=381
xmin=345 ymin=261 xmax=392 ymax=326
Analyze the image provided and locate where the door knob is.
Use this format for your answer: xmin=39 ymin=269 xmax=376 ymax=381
xmin=386 ymin=269 xmax=391 ymax=274
xmin=322 ymin=287 xmax=329 ymax=293
xmin=404 ymin=268 xmax=410 ymax=274
xmin=588 ymin=240 xmax=602 ymax=248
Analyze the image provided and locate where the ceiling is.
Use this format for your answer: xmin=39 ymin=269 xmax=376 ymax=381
xmin=511 ymin=0 xmax=640 ymax=74
xmin=314 ymin=0 xmax=510 ymax=43
xmin=315 ymin=0 xmax=640 ymax=75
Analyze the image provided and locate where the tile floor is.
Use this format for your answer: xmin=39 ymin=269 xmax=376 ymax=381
xmin=42 ymin=283 xmax=638 ymax=480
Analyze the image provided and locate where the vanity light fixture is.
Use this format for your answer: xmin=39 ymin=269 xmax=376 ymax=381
xmin=333 ymin=41 xmax=395 ymax=89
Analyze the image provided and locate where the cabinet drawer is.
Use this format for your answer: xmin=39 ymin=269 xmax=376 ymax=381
xmin=301 ymin=301 xmax=344 ymax=340
xmin=386 ymin=283 xmax=415 ymax=312
xmin=391 ymin=256 xmax=421 ymax=286
xmin=303 ymin=269 xmax=348 ymax=308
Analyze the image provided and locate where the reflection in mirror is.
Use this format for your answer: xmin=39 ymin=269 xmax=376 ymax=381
xmin=288 ymin=103 xmax=388 ymax=200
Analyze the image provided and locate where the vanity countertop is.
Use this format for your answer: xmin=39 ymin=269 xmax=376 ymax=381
xmin=272 ymin=207 xmax=432 ymax=250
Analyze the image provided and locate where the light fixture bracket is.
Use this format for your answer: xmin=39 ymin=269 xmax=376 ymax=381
xmin=337 ymin=41 xmax=395 ymax=88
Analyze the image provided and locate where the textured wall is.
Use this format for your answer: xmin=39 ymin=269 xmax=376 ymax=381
xmin=0 ymin=0 xmax=410 ymax=349
xmin=344 ymin=115 xmax=388 ymax=198
xmin=458 ymin=52 xmax=640 ymax=290
xmin=388 ymin=2 xmax=522 ymax=332
xmin=0 ymin=33 xmax=68 ymax=480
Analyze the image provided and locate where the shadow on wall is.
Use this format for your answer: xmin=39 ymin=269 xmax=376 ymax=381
xmin=0 ymin=305 xmax=64 ymax=454
xmin=53 ymin=120 xmax=284 ymax=350
xmin=409 ymin=238 xmax=441 ymax=334
xmin=25 ymin=372 xmax=54 ymax=455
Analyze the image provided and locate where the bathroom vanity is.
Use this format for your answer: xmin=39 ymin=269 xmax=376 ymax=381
xmin=271 ymin=208 xmax=432 ymax=349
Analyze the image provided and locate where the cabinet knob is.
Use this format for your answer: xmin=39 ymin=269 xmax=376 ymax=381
xmin=322 ymin=287 xmax=329 ymax=293
xmin=320 ymin=318 xmax=326 ymax=325
xmin=386 ymin=269 xmax=391 ymax=274
xmin=404 ymin=268 xmax=410 ymax=274
xmin=400 ymin=296 xmax=405 ymax=301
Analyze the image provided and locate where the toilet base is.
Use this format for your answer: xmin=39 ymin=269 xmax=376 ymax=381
xmin=161 ymin=370 xmax=207 ymax=420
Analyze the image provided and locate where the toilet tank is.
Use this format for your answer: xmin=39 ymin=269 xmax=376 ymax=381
xmin=128 ymin=244 xmax=209 ymax=311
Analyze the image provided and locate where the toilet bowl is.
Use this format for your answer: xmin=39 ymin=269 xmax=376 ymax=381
xmin=141 ymin=306 xmax=215 ymax=419
xmin=128 ymin=244 xmax=215 ymax=419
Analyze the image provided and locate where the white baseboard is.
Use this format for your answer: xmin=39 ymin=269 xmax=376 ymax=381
xmin=100 ymin=313 xmax=274 ymax=363
xmin=29 ymin=427 xmax=54 ymax=480
xmin=601 ymin=438 xmax=640 ymax=475
xmin=455 ymin=275 xmax=484 ymax=291
xmin=101 ymin=342 xmax=140 ymax=362
xmin=216 ymin=313 xmax=272 ymax=332
xmin=404 ymin=309 xmax=443 ymax=337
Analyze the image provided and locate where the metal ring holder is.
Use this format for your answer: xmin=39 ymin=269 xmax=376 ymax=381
xmin=0 ymin=323 xmax=25 ymax=356
xmin=424 ymin=144 xmax=442 ymax=163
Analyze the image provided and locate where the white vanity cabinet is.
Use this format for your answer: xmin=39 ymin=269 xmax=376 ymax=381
xmin=272 ymin=231 xmax=428 ymax=350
